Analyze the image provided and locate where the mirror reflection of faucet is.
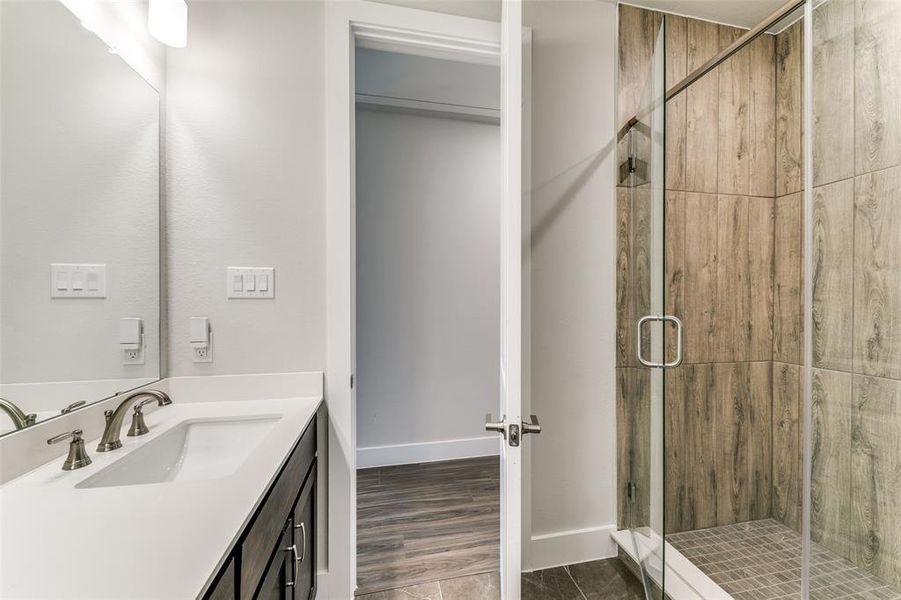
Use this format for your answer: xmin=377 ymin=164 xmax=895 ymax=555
xmin=0 ymin=397 xmax=37 ymax=431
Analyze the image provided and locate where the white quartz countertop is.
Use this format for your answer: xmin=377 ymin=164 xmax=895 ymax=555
xmin=0 ymin=395 xmax=322 ymax=599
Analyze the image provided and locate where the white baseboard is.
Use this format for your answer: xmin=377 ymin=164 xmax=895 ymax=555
xmin=527 ymin=524 xmax=619 ymax=572
xmin=314 ymin=570 xmax=328 ymax=600
xmin=356 ymin=435 xmax=499 ymax=469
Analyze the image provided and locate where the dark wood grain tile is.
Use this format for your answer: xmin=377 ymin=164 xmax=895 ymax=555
xmin=665 ymin=364 xmax=717 ymax=533
xmin=685 ymin=19 xmax=720 ymax=194
xmin=356 ymin=457 xmax=499 ymax=595
xmin=772 ymin=361 xmax=802 ymax=532
xmin=812 ymin=0 xmax=854 ymax=186
xmin=617 ymin=5 xmax=662 ymax=128
xmin=855 ymin=0 xmax=901 ymax=174
xmin=749 ymin=34 xmax=776 ymax=198
xmin=714 ymin=362 xmax=772 ymax=525
xmin=853 ymin=166 xmax=901 ymax=378
xmin=850 ymin=375 xmax=901 ymax=586
xmin=666 ymin=15 xmax=688 ymax=191
xmin=811 ymin=368 xmax=851 ymax=559
xmin=774 ymin=192 xmax=803 ymax=364
xmin=682 ymin=192 xmax=718 ymax=363
xmin=776 ymin=22 xmax=803 ymax=196
xmin=812 ymin=179 xmax=854 ymax=371
xmin=616 ymin=367 xmax=650 ymax=530
xmin=718 ymin=26 xmax=750 ymax=196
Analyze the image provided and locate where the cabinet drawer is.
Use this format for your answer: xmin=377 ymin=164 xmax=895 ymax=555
xmin=291 ymin=471 xmax=316 ymax=600
xmin=241 ymin=420 xmax=316 ymax=598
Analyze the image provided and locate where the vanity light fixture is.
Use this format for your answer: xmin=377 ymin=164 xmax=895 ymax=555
xmin=148 ymin=0 xmax=187 ymax=48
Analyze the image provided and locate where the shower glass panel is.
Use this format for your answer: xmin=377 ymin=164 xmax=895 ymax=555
xmin=616 ymin=15 xmax=667 ymax=599
xmin=807 ymin=0 xmax=901 ymax=597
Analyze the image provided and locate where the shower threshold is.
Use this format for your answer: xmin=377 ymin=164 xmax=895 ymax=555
xmin=612 ymin=528 xmax=733 ymax=600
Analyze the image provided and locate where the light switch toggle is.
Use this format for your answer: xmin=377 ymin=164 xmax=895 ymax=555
xmin=226 ymin=267 xmax=274 ymax=299
xmin=51 ymin=264 xmax=106 ymax=298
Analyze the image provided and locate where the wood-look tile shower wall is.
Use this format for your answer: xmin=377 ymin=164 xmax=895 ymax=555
xmin=773 ymin=0 xmax=901 ymax=587
xmin=616 ymin=5 xmax=777 ymax=534
xmin=618 ymin=0 xmax=901 ymax=586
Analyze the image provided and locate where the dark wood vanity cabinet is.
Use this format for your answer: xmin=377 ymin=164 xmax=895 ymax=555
xmin=204 ymin=409 xmax=319 ymax=600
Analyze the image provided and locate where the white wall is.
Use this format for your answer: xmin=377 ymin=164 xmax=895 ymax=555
xmin=166 ymin=0 xmax=619 ymax=578
xmin=165 ymin=0 xmax=326 ymax=377
xmin=1 ymin=1 xmax=160 ymax=387
xmin=355 ymin=107 xmax=500 ymax=465
xmin=524 ymin=0 xmax=619 ymax=558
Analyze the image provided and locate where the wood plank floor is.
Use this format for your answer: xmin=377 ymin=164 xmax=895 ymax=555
xmin=356 ymin=456 xmax=500 ymax=596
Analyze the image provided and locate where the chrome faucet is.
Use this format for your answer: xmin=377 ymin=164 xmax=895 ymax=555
xmin=0 ymin=397 xmax=37 ymax=430
xmin=97 ymin=389 xmax=171 ymax=452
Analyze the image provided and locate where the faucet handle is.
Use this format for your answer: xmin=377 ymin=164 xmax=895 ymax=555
xmin=47 ymin=429 xmax=93 ymax=471
xmin=61 ymin=400 xmax=86 ymax=414
xmin=127 ymin=399 xmax=155 ymax=437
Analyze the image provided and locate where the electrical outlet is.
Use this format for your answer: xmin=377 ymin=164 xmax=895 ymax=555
xmin=192 ymin=332 xmax=213 ymax=363
xmin=122 ymin=333 xmax=145 ymax=365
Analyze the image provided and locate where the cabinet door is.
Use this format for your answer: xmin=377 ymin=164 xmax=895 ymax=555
xmin=256 ymin=522 xmax=291 ymax=600
xmin=291 ymin=471 xmax=316 ymax=600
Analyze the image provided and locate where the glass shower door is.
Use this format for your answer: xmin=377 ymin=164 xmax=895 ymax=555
xmin=616 ymin=15 xmax=669 ymax=599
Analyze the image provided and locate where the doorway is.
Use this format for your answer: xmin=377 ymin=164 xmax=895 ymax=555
xmin=353 ymin=44 xmax=502 ymax=597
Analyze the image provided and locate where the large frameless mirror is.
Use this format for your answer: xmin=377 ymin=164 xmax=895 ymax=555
xmin=0 ymin=0 xmax=161 ymax=437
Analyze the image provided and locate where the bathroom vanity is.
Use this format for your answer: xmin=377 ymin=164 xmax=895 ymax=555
xmin=0 ymin=390 xmax=323 ymax=599
xmin=205 ymin=402 xmax=321 ymax=600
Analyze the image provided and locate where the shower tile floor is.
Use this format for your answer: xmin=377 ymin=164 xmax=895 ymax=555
xmin=668 ymin=519 xmax=901 ymax=600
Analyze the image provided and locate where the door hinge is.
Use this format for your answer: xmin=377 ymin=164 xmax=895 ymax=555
xmin=350 ymin=374 xmax=354 ymax=389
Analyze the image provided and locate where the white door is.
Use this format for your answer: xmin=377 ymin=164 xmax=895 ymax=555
xmin=326 ymin=2 xmax=527 ymax=598
xmin=491 ymin=1 xmax=530 ymax=597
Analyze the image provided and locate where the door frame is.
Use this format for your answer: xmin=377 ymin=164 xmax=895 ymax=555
xmin=324 ymin=2 xmax=523 ymax=597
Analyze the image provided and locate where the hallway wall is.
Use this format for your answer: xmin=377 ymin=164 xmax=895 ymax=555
xmin=354 ymin=108 xmax=501 ymax=465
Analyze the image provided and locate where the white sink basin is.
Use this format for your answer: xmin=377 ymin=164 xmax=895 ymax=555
xmin=76 ymin=415 xmax=281 ymax=488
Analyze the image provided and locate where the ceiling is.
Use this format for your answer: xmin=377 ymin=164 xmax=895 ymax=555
xmin=621 ymin=0 xmax=789 ymax=29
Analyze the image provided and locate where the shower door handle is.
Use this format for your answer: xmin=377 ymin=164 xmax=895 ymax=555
xmin=636 ymin=315 xmax=683 ymax=368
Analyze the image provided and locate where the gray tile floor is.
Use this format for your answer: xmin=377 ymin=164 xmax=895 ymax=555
xmin=357 ymin=558 xmax=645 ymax=600
xmin=356 ymin=571 xmax=499 ymax=600
xmin=522 ymin=558 xmax=645 ymax=600
xmin=668 ymin=519 xmax=901 ymax=600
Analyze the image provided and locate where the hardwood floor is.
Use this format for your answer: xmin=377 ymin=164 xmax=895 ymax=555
xmin=355 ymin=457 xmax=500 ymax=596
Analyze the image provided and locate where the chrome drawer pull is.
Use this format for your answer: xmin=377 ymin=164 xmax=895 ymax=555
xmin=294 ymin=522 xmax=306 ymax=562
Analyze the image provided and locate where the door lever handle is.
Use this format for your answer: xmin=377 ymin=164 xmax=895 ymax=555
xmin=522 ymin=414 xmax=541 ymax=435
xmin=485 ymin=414 xmax=506 ymax=439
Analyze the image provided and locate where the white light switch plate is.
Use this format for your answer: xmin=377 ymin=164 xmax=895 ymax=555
xmin=51 ymin=264 xmax=106 ymax=298
xmin=227 ymin=267 xmax=274 ymax=299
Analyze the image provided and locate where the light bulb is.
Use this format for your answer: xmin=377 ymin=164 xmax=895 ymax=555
xmin=148 ymin=0 xmax=187 ymax=48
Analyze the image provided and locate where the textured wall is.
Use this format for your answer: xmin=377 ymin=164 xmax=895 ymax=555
xmin=165 ymin=1 xmax=326 ymax=376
